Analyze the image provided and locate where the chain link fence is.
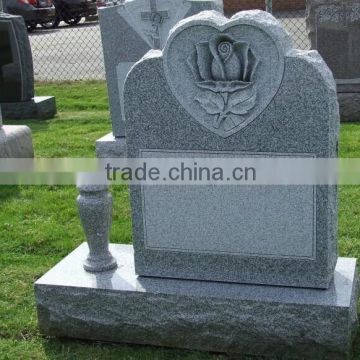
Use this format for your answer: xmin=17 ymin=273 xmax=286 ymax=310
xmin=272 ymin=1 xmax=309 ymax=51
xmin=29 ymin=0 xmax=310 ymax=82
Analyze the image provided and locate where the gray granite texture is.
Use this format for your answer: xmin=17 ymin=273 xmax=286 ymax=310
xmin=306 ymin=0 xmax=360 ymax=80
xmin=1 ymin=96 xmax=56 ymax=120
xmin=95 ymin=133 xmax=127 ymax=158
xmin=339 ymin=93 xmax=360 ymax=122
xmin=0 ymin=125 xmax=34 ymax=157
xmin=77 ymin=185 xmax=117 ymax=272
xmin=99 ymin=0 xmax=224 ymax=138
xmin=124 ymin=10 xmax=340 ymax=288
xmin=306 ymin=0 xmax=360 ymax=121
xmin=0 ymin=105 xmax=33 ymax=157
xmin=35 ymin=243 xmax=359 ymax=359
xmin=0 ymin=13 xmax=34 ymax=103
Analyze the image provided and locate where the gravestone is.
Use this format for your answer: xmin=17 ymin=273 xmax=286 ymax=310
xmin=306 ymin=0 xmax=360 ymax=121
xmin=35 ymin=10 xmax=358 ymax=358
xmin=96 ymin=0 xmax=223 ymax=157
xmin=0 ymin=12 xmax=56 ymax=120
xmin=0 ymin=104 xmax=34 ymax=157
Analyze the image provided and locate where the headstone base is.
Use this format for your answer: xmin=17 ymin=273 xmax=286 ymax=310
xmin=0 ymin=125 xmax=34 ymax=157
xmin=338 ymin=93 xmax=360 ymax=122
xmin=1 ymin=96 xmax=56 ymax=120
xmin=95 ymin=133 xmax=126 ymax=158
xmin=35 ymin=243 xmax=358 ymax=359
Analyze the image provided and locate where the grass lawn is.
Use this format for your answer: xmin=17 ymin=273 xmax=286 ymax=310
xmin=0 ymin=81 xmax=360 ymax=359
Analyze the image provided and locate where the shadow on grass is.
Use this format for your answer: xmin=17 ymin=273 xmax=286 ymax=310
xmin=38 ymin=320 xmax=360 ymax=359
xmin=41 ymin=337 xmax=231 ymax=360
xmin=0 ymin=186 xmax=21 ymax=201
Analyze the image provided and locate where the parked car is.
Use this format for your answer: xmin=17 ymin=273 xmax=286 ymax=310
xmin=4 ymin=0 xmax=56 ymax=32
xmin=40 ymin=0 xmax=97 ymax=28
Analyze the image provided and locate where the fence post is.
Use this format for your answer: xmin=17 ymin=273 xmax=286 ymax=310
xmin=265 ymin=0 xmax=273 ymax=13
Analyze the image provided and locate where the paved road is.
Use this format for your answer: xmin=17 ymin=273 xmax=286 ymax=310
xmin=29 ymin=11 xmax=310 ymax=82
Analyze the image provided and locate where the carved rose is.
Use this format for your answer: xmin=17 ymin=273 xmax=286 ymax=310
xmin=187 ymin=33 xmax=258 ymax=93
xmin=187 ymin=33 xmax=258 ymax=132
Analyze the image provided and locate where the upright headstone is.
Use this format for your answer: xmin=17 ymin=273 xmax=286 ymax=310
xmin=0 ymin=12 xmax=56 ymax=120
xmin=0 ymin=104 xmax=33 ymax=157
xmin=96 ymin=0 xmax=223 ymax=156
xmin=35 ymin=11 xmax=358 ymax=358
xmin=307 ymin=0 xmax=360 ymax=121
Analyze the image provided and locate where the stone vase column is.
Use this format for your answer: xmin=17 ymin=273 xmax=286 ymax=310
xmin=77 ymin=184 xmax=117 ymax=272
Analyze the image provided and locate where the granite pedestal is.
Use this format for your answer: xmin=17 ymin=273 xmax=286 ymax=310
xmin=338 ymin=93 xmax=360 ymax=122
xmin=95 ymin=133 xmax=126 ymax=158
xmin=1 ymin=96 xmax=56 ymax=120
xmin=35 ymin=243 xmax=358 ymax=359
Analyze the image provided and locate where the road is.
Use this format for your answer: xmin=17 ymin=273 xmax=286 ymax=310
xmin=29 ymin=12 xmax=310 ymax=82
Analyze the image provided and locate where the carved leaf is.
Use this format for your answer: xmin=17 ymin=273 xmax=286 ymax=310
xmin=195 ymin=92 xmax=224 ymax=115
xmin=227 ymin=88 xmax=257 ymax=115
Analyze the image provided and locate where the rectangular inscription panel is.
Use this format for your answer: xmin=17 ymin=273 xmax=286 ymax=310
xmin=141 ymin=150 xmax=316 ymax=260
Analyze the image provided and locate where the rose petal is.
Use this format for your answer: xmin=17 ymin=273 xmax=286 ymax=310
xmin=224 ymin=52 xmax=241 ymax=81
xmin=209 ymin=34 xmax=228 ymax=81
xmin=195 ymin=42 xmax=213 ymax=81
xmin=187 ymin=50 xmax=201 ymax=81
xmin=233 ymin=42 xmax=249 ymax=82
xmin=246 ymin=48 xmax=259 ymax=82
xmin=196 ymin=80 xmax=252 ymax=93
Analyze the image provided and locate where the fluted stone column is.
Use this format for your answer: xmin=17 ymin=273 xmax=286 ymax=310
xmin=77 ymin=184 xmax=117 ymax=272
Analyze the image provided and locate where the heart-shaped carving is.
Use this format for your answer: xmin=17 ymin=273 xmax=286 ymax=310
xmin=163 ymin=11 xmax=291 ymax=138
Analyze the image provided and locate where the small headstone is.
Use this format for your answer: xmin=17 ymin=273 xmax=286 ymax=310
xmin=125 ymin=10 xmax=339 ymax=289
xmin=307 ymin=0 xmax=360 ymax=121
xmin=0 ymin=12 xmax=56 ymax=120
xmin=98 ymin=0 xmax=223 ymax=140
xmin=0 ymin=104 xmax=34 ymax=157
xmin=34 ymin=10 xmax=358 ymax=358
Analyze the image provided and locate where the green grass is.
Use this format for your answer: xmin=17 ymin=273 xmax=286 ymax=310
xmin=1 ymin=81 xmax=360 ymax=359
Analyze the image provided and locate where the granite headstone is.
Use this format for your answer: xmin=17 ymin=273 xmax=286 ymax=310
xmin=96 ymin=0 xmax=223 ymax=157
xmin=307 ymin=0 xmax=360 ymax=121
xmin=0 ymin=12 xmax=56 ymax=120
xmin=125 ymin=10 xmax=338 ymax=289
xmin=0 ymin=104 xmax=34 ymax=157
xmin=35 ymin=10 xmax=358 ymax=358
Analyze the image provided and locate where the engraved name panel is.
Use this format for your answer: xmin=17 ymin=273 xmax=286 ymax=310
xmin=140 ymin=150 xmax=316 ymax=259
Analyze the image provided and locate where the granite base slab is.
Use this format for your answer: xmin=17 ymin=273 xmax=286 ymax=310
xmin=96 ymin=133 xmax=126 ymax=158
xmin=338 ymin=93 xmax=360 ymax=122
xmin=1 ymin=96 xmax=56 ymax=120
xmin=0 ymin=125 xmax=34 ymax=157
xmin=35 ymin=243 xmax=358 ymax=359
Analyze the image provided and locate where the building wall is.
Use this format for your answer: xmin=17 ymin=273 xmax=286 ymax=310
xmin=224 ymin=0 xmax=306 ymax=14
